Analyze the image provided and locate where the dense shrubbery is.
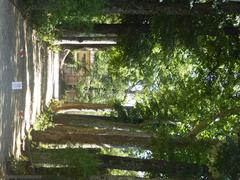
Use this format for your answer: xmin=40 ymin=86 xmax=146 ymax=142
xmin=22 ymin=0 xmax=105 ymax=43
xmin=209 ymin=136 xmax=240 ymax=179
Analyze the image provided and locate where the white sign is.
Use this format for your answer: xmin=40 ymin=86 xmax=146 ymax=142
xmin=12 ymin=81 xmax=23 ymax=90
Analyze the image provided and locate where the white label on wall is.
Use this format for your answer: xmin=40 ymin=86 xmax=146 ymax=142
xmin=12 ymin=81 xmax=23 ymax=90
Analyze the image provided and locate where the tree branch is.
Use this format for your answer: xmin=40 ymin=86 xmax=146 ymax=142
xmin=187 ymin=106 xmax=240 ymax=138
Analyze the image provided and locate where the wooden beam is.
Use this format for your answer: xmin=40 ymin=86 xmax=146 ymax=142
xmin=60 ymin=43 xmax=115 ymax=50
xmin=51 ymin=102 xmax=115 ymax=112
xmin=31 ymin=125 xmax=152 ymax=148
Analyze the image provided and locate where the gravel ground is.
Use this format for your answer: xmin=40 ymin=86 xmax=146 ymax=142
xmin=0 ymin=0 xmax=59 ymax=176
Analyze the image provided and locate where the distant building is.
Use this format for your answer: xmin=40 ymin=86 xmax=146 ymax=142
xmin=63 ymin=49 xmax=93 ymax=86
xmin=62 ymin=48 xmax=95 ymax=102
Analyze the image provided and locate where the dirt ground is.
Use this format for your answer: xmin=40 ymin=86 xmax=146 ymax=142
xmin=0 ymin=0 xmax=59 ymax=176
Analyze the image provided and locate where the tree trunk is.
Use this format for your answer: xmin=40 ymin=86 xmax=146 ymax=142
xmin=31 ymin=125 xmax=152 ymax=148
xmin=186 ymin=106 xmax=240 ymax=138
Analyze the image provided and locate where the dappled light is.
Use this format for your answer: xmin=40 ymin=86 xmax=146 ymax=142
xmin=1 ymin=0 xmax=240 ymax=179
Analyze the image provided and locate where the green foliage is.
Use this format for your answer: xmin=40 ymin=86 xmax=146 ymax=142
xmin=24 ymin=0 xmax=105 ymax=43
xmin=101 ymin=147 xmax=151 ymax=177
xmin=209 ymin=136 xmax=240 ymax=179
xmin=118 ymin=50 xmax=240 ymax=137
xmin=75 ymin=50 xmax=130 ymax=104
xmin=151 ymin=14 xmax=239 ymax=69
xmin=101 ymin=147 xmax=151 ymax=159
xmin=33 ymin=106 xmax=54 ymax=131
xmin=7 ymin=159 xmax=29 ymax=175
xmin=92 ymin=14 xmax=122 ymax=24
xmin=107 ymin=42 xmax=239 ymax=178
xmin=114 ymin=12 xmax=239 ymax=76
xmin=110 ymin=169 xmax=139 ymax=177
xmin=152 ymin=129 xmax=210 ymax=162
xmin=67 ymin=54 xmax=87 ymax=71
xmin=35 ymin=148 xmax=99 ymax=179
xmin=21 ymin=1 xmax=240 ymax=178
xmin=112 ymin=101 xmax=143 ymax=124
